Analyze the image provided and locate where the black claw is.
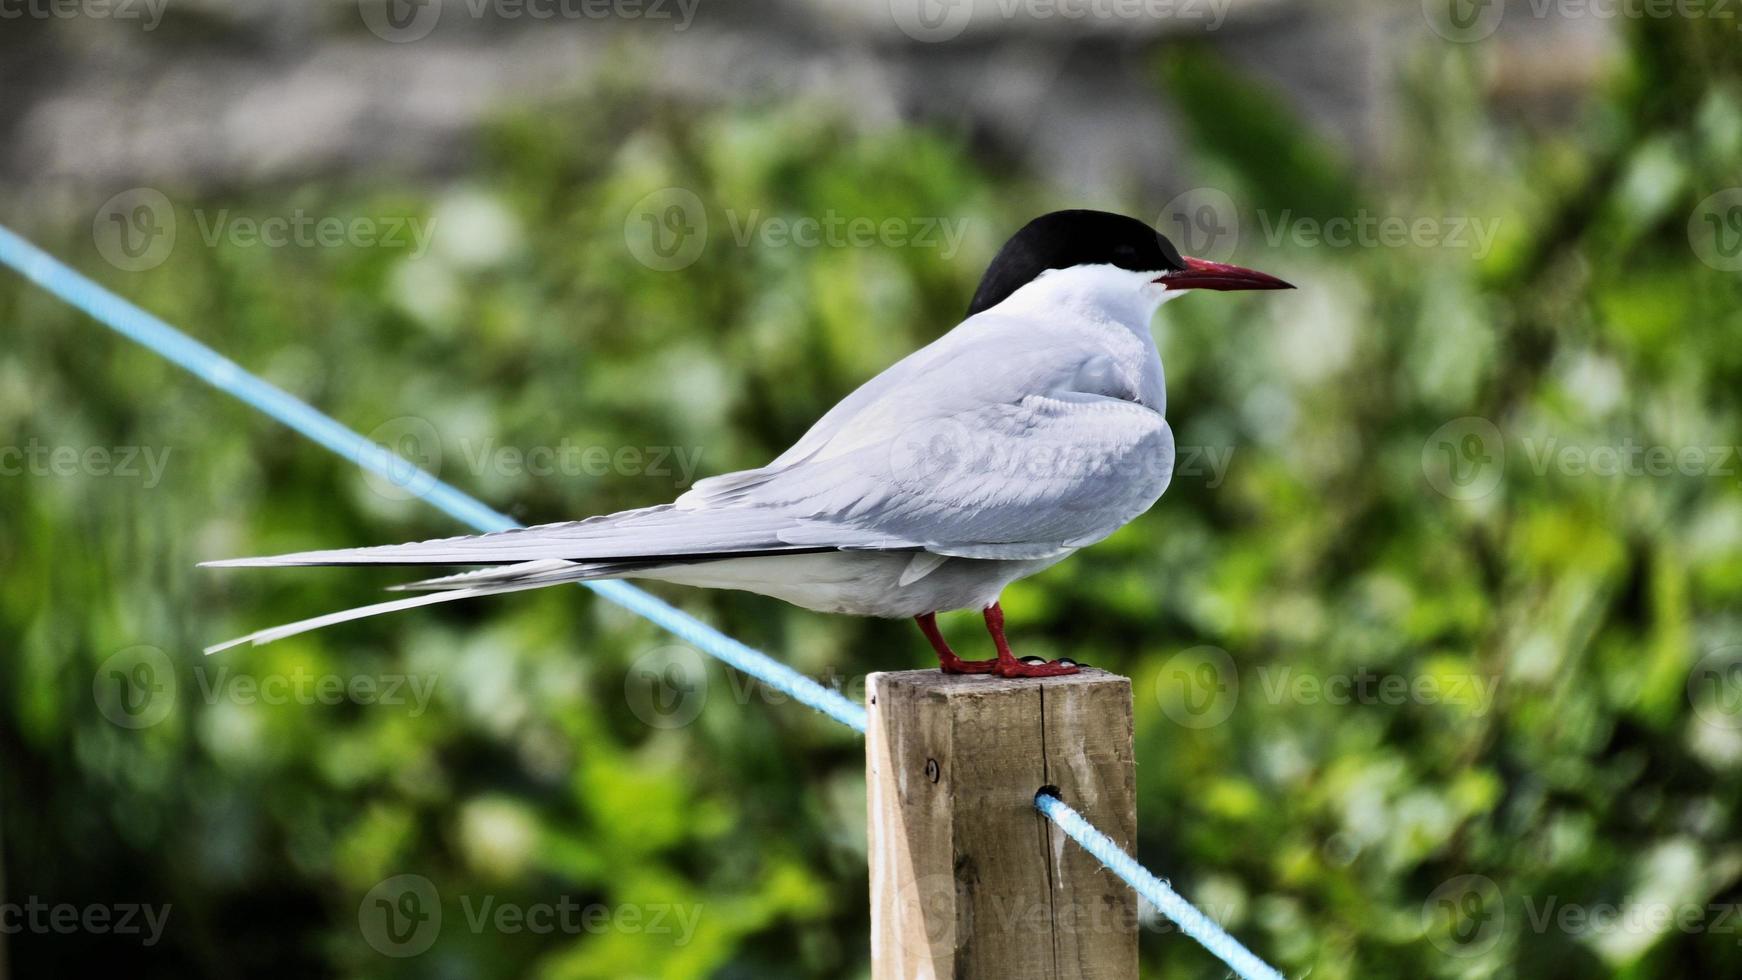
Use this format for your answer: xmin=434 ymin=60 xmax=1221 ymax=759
xmin=1057 ymin=658 xmax=1079 ymax=669
xmin=1019 ymin=655 xmax=1048 ymax=666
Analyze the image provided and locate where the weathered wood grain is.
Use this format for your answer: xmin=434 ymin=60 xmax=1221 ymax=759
xmin=867 ymin=668 xmax=1137 ymax=980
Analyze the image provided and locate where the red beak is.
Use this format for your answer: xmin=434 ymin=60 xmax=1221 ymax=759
xmin=1159 ymin=256 xmax=1294 ymax=292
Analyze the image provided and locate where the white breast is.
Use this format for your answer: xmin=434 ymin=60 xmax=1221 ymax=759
xmin=637 ymin=551 xmax=1071 ymax=618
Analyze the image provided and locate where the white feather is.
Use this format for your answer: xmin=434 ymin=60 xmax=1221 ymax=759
xmin=899 ymin=552 xmax=949 ymax=587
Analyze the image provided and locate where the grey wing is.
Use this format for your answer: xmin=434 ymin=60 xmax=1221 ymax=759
xmin=676 ymin=310 xmax=1041 ymax=508
xmin=201 ymin=503 xmax=919 ymax=568
xmin=733 ymin=391 xmax=1175 ymax=560
xmin=690 ymin=314 xmax=1175 ymax=559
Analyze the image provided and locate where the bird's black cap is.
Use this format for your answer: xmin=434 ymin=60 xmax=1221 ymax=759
xmin=966 ymin=210 xmax=1187 ymax=316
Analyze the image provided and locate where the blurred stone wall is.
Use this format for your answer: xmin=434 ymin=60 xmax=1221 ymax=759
xmin=0 ymin=0 xmax=1616 ymax=203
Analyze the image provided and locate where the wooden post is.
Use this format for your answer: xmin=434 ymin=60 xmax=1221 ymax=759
xmin=866 ymin=668 xmax=1138 ymax=980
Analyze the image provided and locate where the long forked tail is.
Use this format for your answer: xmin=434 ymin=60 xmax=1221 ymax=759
xmin=200 ymin=504 xmax=895 ymax=653
xmin=206 ymin=553 xmax=773 ymax=653
xmin=204 ymin=577 xmax=565 ymax=654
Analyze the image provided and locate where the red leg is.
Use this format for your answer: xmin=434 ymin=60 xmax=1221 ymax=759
xmin=915 ymin=612 xmax=996 ymax=674
xmin=984 ymin=602 xmax=1079 ymax=678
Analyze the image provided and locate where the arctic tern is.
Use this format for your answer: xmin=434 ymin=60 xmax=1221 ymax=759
xmin=205 ymin=210 xmax=1291 ymax=677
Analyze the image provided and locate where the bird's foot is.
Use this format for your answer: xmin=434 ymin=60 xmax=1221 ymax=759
xmin=994 ymin=656 xmax=1081 ymax=679
xmin=937 ymin=653 xmax=1000 ymax=675
xmin=917 ymin=612 xmax=1000 ymax=674
xmin=918 ymin=607 xmax=1083 ymax=678
xmin=980 ymin=602 xmax=1080 ymax=678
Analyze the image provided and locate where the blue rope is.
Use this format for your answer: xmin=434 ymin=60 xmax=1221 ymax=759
xmin=0 ymin=224 xmax=1286 ymax=980
xmin=0 ymin=223 xmax=867 ymax=733
xmin=1036 ymin=791 xmax=1283 ymax=980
